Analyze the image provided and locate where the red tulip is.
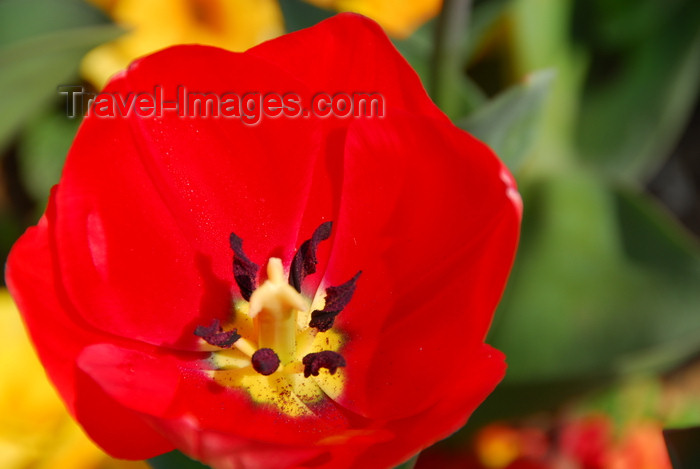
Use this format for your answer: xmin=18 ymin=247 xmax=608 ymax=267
xmin=7 ymin=13 xmax=521 ymax=469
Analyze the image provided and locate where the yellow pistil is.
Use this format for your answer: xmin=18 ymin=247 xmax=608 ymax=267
xmin=248 ymin=258 xmax=307 ymax=364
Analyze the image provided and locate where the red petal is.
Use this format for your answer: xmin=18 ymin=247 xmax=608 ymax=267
xmin=150 ymin=369 xmax=355 ymax=447
xmin=7 ymin=214 xmax=87 ymax=413
xmin=51 ymin=46 xmax=335 ymax=349
xmin=74 ymin=366 xmax=174 ymax=459
xmin=155 ymin=415 xmax=324 ymax=469
xmin=248 ymin=13 xmax=455 ymax=298
xmin=284 ymin=346 xmax=506 ymax=469
xmin=322 ymin=113 xmax=520 ymax=419
xmin=6 ymin=204 xmax=173 ymax=459
xmin=249 ymin=13 xmax=446 ymax=122
xmin=77 ymin=343 xmax=180 ymax=415
xmin=349 ymin=345 xmax=506 ymax=469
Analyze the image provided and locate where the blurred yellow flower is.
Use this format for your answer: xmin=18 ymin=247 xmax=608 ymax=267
xmin=0 ymin=290 xmax=147 ymax=469
xmin=82 ymin=0 xmax=284 ymax=89
xmin=82 ymin=0 xmax=440 ymax=88
xmin=306 ymin=0 xmax=440 ymax=38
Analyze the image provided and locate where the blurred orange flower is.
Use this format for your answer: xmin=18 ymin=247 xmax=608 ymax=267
xmin=0 ymin=290 xmax=147 ymax=469
xmin=419 ymin=414 xmax=673 ymax=469
xmin=82 ymin=0 xmax=284 ymax=89
xmin=82 ymin=0 xmax=442 ymax=89
xmin=476 ymin=424 xmax=549 ymax=468
xmin=605 ymin=423 xmax=672 ymax=469
xmin=305 ymin=0 xmax=440 ymax=38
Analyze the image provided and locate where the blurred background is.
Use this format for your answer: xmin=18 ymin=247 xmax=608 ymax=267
xmin=0 ymin=0 xmax=699 ymax=468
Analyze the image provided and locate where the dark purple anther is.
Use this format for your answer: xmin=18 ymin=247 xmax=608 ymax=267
xmin=302 ymin=351 xmax=346 ymax=378
xmin=230 ymin=232 xmax=259 ymax=301
xmin=194 ymin=319 xmax=241 ymax=348
xmin=309 ymin=271 xmax=361 ymax=332
xmin=252 ymin=348 xmax=281 ymax=376
xmin=289 ymin=221 xmax=333 ymax=292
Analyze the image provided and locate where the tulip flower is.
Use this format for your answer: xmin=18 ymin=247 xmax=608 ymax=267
xmin=8 ymin=14 xmax=520 ymax=469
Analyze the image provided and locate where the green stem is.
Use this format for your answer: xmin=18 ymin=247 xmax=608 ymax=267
xmin=430 ymin=0 xmax=472 ymax=118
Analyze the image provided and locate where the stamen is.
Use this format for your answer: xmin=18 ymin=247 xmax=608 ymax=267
xmin=203 ymin=224 xmax=352 ymax=415
xmin=251 ymin=348 xmax=281 ymax=376
xmin=302 ymin=351 xmax=346 ymax=377
xmin=194 ymin=319 xmax=241 ymax=348
xmin=289 ymin=221 xmax=332 ymax=292
xmin=309 ymin=271 xmax=361 ymax=332
xmin=232 ymin=337 xmax=257 ymax=357
xmin=230 ymin=232 xmax=259 ymax=301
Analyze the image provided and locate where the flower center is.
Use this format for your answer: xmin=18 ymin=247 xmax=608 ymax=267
xmin=194 ymin=223 xmax=360 ymax=417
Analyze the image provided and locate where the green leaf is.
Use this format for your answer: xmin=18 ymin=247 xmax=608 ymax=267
xmin=16 ymin=109 xmax=80 ymax=207
xmin=504 ymin=0 xmax=589 ymax=174
xmin=489 ymin=173 xmax=628 ymax=383
xmin=394 ymin=0 xmax=509 ymax=119
xmin=394 ymin=20 xmax=488 ymax=118
xmin=575 ymin=1 xmax=700 ymax=182
xmin=488 ymin=173 xmax=700 ymax=384
xmin=0 ymin=0 xmax=110 ymax=47
xmin=466 ymin=379 xmax=598 ymax=431
xmin=614 ymin=187 xmax=700 ymax=277
xmin=392 ymin=20 xmax=435 ymax=85
xmin=508 ymin=0 xmax=575 ymax=73
xmin=664 ymin=427 xmax=700 ymax=469
xmin=148 ymin=450 xmax=210 ymax=469
xmin=0 ymin=23 xmax=122 ymax=148
xmin=279 ymin=0 xmax=334 ymax=33
xmin=459 ymin=70 xmax=554 ymax=172
xmin=610 ymin=188 xmax=700 ymax=376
